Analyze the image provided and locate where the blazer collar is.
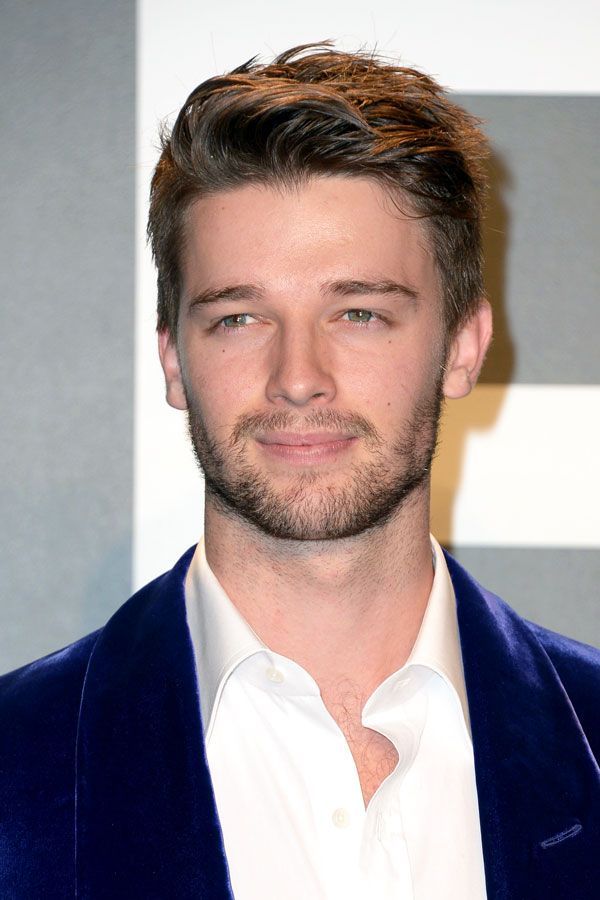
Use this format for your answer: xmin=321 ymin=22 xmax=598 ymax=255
xmin=447 ymin=553 xmax=600 ymax=899
xmin=75 ymin=546 xmax=234 ymax=899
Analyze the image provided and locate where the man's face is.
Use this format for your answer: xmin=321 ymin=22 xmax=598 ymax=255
xmin=160 ymin=177 xmax=464 ymax=541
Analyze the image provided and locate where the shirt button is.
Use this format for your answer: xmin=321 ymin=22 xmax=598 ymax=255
xmin=332 ymin=808 xmax=350 ymax=828
xmin=266 ymin=666 xmax=284 ymax=684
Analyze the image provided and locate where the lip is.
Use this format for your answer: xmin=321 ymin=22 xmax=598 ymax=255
xmin=255 ymin=432 xmax=357 ymax=465
xmin=256 ymin=431 xmax=356 ymax=446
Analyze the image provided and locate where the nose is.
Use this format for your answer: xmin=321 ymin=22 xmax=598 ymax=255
xmin=265 ymin=324 xmax=336 ymax=407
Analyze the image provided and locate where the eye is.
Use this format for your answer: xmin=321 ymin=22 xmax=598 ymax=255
xmin=218 ymin=313 xmax=256 ymax=330
xmin=343 ymin=309 xmax=377 ymax=324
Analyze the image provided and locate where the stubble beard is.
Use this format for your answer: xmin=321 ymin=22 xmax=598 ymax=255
xmin=185 ymin=375 xmax=444 ymax=543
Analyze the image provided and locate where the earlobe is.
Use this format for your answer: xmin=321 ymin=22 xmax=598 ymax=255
xmin=443 ymin=300 xmax=493 ymax=400
xmin=157 ymin=329 xmax=188 ymax=411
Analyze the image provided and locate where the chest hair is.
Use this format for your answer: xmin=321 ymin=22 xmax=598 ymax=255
xmin=322 ymin=677 xmax=399 ymax=807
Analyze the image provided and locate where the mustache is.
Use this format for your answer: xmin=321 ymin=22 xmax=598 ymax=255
xmin=231 ymin=409 xmax=384 ymax=448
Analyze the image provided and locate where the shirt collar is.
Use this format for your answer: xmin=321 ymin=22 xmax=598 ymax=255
xmin=184 ymin=536 xmax=264 ymax=741
xmin=184 ymin=535 xmax=470 ymax=742
xmin=404 ymin=536 xmax=471 ymax=734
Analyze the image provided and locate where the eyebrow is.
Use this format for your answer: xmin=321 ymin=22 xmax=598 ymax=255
xmin=188 ymin=284 xmax=263 ymax=309
xmin=326 ymin=279 xmax=420 ymax=303
xmin=187 ymin=278 xmax=420 ymax=310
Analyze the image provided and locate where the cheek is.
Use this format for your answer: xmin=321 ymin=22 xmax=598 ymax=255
xmin=344 ymin=349 xmax=423 ymax=404
xmin=347 ymin=347 xmax=441 ymax=429
xmin=184 ymin=348 xmax=265 ymax=421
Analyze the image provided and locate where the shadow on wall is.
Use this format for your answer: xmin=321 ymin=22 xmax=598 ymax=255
xmin=431 ymin=150 xmax=513 ymax=547
xmin=480 ymin=150 xmax=514 ymax=385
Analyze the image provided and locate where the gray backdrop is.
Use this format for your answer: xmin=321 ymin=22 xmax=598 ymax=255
xmin=0 ymin=0 xmax=135 ymax=669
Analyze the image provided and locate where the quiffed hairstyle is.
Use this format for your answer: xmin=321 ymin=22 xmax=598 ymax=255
xmin=148 ymin=43 xmax=489 ymax=336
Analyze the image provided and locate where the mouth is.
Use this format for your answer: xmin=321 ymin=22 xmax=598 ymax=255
xmin=256 ymin=431 xmax=356 ymax=446
xmin=255 ymin=431 xmax=358 ymax=464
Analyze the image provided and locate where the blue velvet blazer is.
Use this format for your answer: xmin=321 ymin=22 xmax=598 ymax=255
xmin=1 ymin=548 xmax=599 ymax=898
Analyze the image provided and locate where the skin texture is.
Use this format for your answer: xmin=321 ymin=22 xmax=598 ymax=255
xmin=159 ymin=176 xmax=492 ymax=803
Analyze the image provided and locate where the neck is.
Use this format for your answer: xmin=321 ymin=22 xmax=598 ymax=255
xmin=203 ymin=485 xmax=434 ymax=699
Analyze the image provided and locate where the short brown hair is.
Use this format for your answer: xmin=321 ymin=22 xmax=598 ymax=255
xmin=148 ymin=43 xmax=489 ymax=336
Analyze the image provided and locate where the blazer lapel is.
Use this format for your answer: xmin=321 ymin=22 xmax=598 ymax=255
xmin=75 ymin=547 xmax=234 ymax=899
xmin=447 ymin=554 xmax=600 ymax=899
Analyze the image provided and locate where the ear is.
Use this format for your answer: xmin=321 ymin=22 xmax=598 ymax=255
xmin=157 ymin=328 xmax=188 ymax=411
xmin=443 ymin=299 xmax=493 ymax=399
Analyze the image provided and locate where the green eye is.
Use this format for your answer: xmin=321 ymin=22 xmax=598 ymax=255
xmin=346 ymin=309 xmax=374 ymax=323
xmin=221 ymin=313 xmax=250 ymax=328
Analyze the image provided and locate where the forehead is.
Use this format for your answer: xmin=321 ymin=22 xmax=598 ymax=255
xmin=180 ymin=176 xmax=439 ymax=300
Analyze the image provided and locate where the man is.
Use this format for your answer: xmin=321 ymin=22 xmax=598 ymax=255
xmin=1 ymin=44 xmax=599 ymax=900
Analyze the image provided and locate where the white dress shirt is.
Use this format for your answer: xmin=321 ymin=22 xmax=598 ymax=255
xmin=184 ymin=537 xmax=487 ymax=899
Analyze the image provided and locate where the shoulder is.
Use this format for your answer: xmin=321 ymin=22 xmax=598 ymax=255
xmin=525 ymin=617 xmax=600 ymax=681
xmin=445 ymin=548 xmax=600 ymax=681
xmin=0 ymin=544 xmax=197 ymax=735
xmin=0 ymin=628 xmax=101 ymax=730
xmin=0 ymin=629 xmax=102 ymax=804
xmin=524 ymin=619 xmax=600 ymax=749
xmin=446 ymin=549 xmax=600 ymax=757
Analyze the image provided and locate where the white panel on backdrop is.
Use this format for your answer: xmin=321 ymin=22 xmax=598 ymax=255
xmin=138 ymin=0 xmax=600 ymax=100
xmin=431 ymin=385 xmax=600 ymax=549
xmin=135 ymin=0 xmax=600 ymax=587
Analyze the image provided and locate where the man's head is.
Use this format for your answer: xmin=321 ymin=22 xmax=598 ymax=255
xmin=148 ymin=43 xmax=489 ymax=341
xmin=152 ymin=45 xmax=492 ymax=542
